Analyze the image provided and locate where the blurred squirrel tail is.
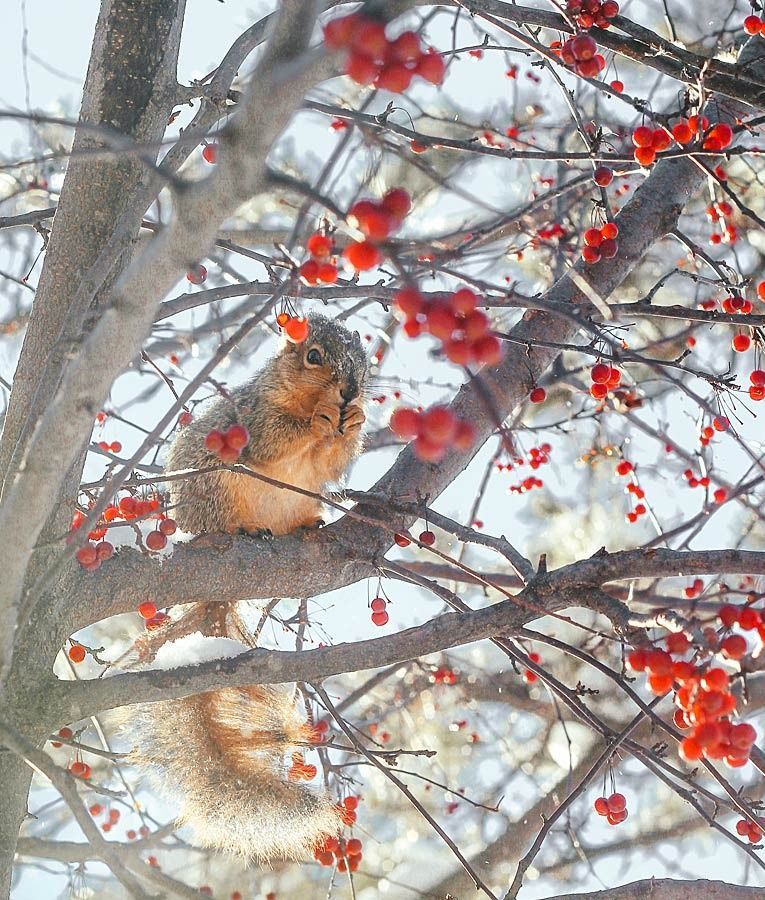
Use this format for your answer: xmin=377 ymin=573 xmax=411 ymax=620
xmin=124 ymin=603 xmax=340 ymax=860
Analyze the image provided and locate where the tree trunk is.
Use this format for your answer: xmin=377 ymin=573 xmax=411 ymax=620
xmin=0 ymin=0 xmax=186 ymax=500
xmin=0 ymin=2 xmax=186 ymax=894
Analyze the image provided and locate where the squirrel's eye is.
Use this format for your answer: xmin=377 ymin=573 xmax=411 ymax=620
xmin=306 ymin=348 xmax=323 ymax=366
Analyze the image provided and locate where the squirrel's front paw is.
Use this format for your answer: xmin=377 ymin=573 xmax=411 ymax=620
xmin=312 ymin=399 xmax=341 ymax=437
xmin=339 ymin=401 xmax=365 ymax=436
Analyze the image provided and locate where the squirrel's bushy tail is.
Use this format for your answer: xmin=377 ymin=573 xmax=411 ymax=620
xmin=127 ymin=683 xmax=341 ymax=860
xmin=123 ymin=601 xmax=340 ymax=860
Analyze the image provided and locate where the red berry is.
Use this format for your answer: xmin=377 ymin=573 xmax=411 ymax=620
xmin=582 ymin=245 xmax=601 ymax=264
xmin=584 ymin=227 xmax=603 ymax=247
xmin=186 ymin=264 xmax=207 ymax=285
xmin=225 ymin=424 xmax=250 ymax=450
xmin=381 ymin=188 xmax=411 ymax=220
xmin=529 ymin=387 xmax=546 ymax=403
xmin=744 ymin=14 xmax=763 ymax=34
xmin=344 ymin=240 xmax=382 ymax=271
xmin=634 ymin=146 xmax=656 ymax=166
xmin=306 ymin=233 xmax=332 ymax=259
xmin=75 ymin=544 xmax=98 ymax=567
xmin=472 ymin=334 xmax=503 ymax=366
xmin=146 ymin=531 xmax=167 ymax=552
xmin=205 ymin=430 xmax=225 ymax=453
xmin=96 ymin=541 xmax=114 ymax=561
xmin=672 ymin=122 xmax=693 ymax=144
xmin=591 ymin=363 xmax=610 ymax=384
xmin=68 ymin=644 xmax=86 ymax=663
xmin=419 ymin=530 xmax=436 ymax=546
xmin=285 ymin=316 xmax=310 ymax=344
xmin=370 ymin=597 xmax=386 ymax=612
xmin=607 ymin=792 xmax=626 ymax=813
xmin=389 ymin=31 xmax=421 ymax=63
xmin=416 ymin=51 xmax=446 ymax=85
xmin=594 ymin=796 xmax=609 ymax=816
xmin=632 ymin=126 xmax=654 ymax=147
xmin=420 ymin=406 xmax=457 ymax=443
xmin=201 ymin=144 xmax=217 ymax=164
xmin=159 ymin=518 xmax=177 ymax=536
xmin=394 ymin=533 xmax=411 ymax=547
xmin=721 ymin=634 xmax=748 ymax=660
xmin=371 ymin=610 xmax=389 ymax=626
xmin=390 ymin=407 xmax=421 ymax=439
xmin=299 ymin=259 xmax=320 ymax=285
xmin=376 ymin=64 xmax=413 ymax=93
xmin=594 ymin=166 xmax=613 ymax=186
xmin=732 ymin=334 xmax=751 ymax=352
xmin=570 ymin=34 xmax=597 ymax=61
xmin=138 ymin=601 xmax=157 ymax=619
xmin=345 ymin=52 xmax=380 ymax=85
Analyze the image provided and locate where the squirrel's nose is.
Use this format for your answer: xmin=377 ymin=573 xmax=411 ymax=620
xmin=340 ymin=377 xmax=358 ymax=403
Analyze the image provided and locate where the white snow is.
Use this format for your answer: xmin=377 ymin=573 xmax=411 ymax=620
xmin=151 ymin=632 xmax=249 ymax=670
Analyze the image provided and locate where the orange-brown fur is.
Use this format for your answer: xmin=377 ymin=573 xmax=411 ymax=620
xmin=125 ymin=315 xmax=368 ymax=861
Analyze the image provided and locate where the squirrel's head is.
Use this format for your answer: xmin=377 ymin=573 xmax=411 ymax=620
xmin=276 ymin=314 xmax=368 ymax=410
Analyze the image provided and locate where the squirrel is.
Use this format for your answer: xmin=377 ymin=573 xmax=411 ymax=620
xmin=124 ymin=313 xmax=368 ymax=861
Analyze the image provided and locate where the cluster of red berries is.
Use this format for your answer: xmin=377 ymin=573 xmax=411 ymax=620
xmin=90 ymin=806 xmax=124 ymax=833
xmin=204 ymin=424 xmax=250 ymax=464
xmin=682 ymin=469 xmax=713 ymax=491
xmin=699 ymin=415 xmax=730 ymax=446
xmin=390 ymin=405 xmax=476 ymax=463
xmin=96 ymin=440 xmax=122 ymax=454
xmin=744 ymin=14 xmax=765 ymax=35
xmin=632 ymin=117 xmax=734 ymax=167
xmin=748 ymin=368 xmax=765 ymax=401
xmin=614 ymin=460 xmax=649 ymax=523
xmin=137 ymin=600 xmax=170 ymax=630
xmin=582 ymin=222 xmax=619 ymax=265
xmin=186 ymin=264 xmax=207 ymax=285
xmin=314 ymin=832 xmax=363 ymax=872
xmin=276 ymin=312 xmax=310 ymax=343
xmin=433 ymin=665 xmax=457 ymax=685
xmin=337 ymin=795 xmax=359 ymax=826
xmin=627 ymin=602 xmax=761 ymax=768
xmin=509 ymin=475 xmax=544 ymax=494
xmin=71 ymin=495 xmax=166 ymax=570
xmin=143 ymin=518 xmax=177 ymax=553
xmin=566 ymin=0 xmax=619 ymax=29
xmin=523 ymin=651 xmax=541 ymax=683
xmin=288 ymin=752 xmax=318 ymax=782
xmin=719 ymin=293 xmax=754 ymax=314
xmin=343 ymin=188 xmax=411 ymax=272
xmin=69 ymin=760 xmax=92 ymax=780
xmin=299 ymin=233 xmax=338 ymax=286
xmin=706 ymin=198 xmax=739 ymax=245
xmin=394 ymin=286 xmax=502 ymax=366
xmin=593 ymin=792 xmax=628 ymax=825
xmin=631 ymin=125 xmax=671 ymax=167
xmin=589 ymin=361 xmax=623 ymax=399
xmin=370 ymin=595 xmax=390 ymax=627
xmin=323 ymin=13 xmax=445 ymax=92
xmin=496 ymin=443 xmax=553 ymax=473
xmin=555 ymin=34 xmax=607 ymax=78
xmin=736 ymin=816 xmax=765 ymax=844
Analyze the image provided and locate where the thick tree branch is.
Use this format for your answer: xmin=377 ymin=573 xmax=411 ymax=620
xmin=542 ymin=879 xmax=765 ymax=900
xmin=56 ymin=548 xmax=765 ymax=721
